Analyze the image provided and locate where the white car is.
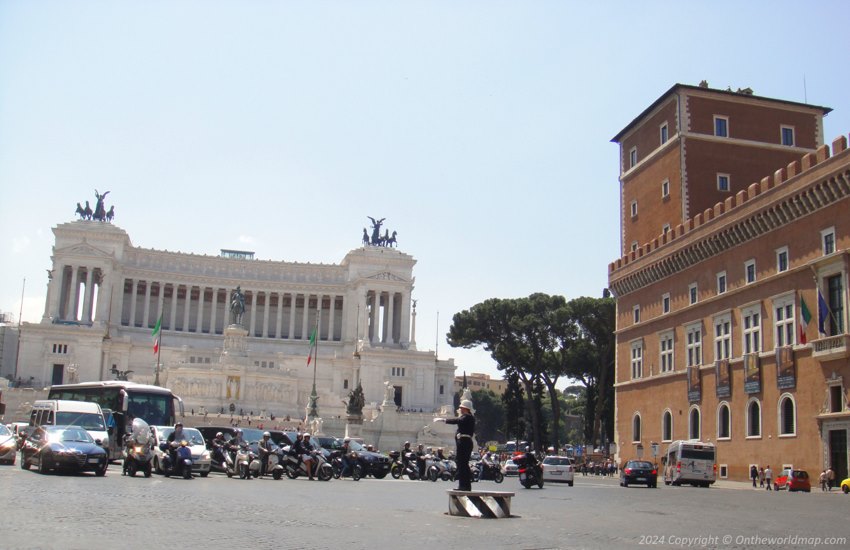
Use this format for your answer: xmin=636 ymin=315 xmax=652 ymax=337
xmin=502 ymin=458 xmax=519 ymax=477
xmin=541 ymin=456 xmax=575 ymax=486
xmin=150 ymin=426 xmax=211 ymax=477
xmin=0 ymin=424 xmax=17 ymax=464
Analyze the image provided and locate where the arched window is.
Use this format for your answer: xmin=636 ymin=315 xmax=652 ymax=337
xmin=717 ymin=402 xmax=731 ymax=439
xmin=689 ymin=406 xmax=701 ymax=440
xmin=662 ymin=410 xmax=673 ymax=442
xmin=747 ymin=398 xmax=761 ymax=437
xmin=632 ymin=413 xmax=642 ymax=442
xmin=779 ymin=394 xmax=796 ymax=436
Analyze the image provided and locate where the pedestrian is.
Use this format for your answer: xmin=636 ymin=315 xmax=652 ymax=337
xmin=819 ymin=470 xmax=828 ymax=491
xmin=764 ymin=465 xmax=773 ymax=490
xmin=826 ymin=467 xmax=835 ymax=491
xmin=750 ymin=464 xmax=758 ymax=487
xmin=758 ymin=467 xmax=765 ymax=488
xmin=434 ymin=398 xmax=475 ymax=491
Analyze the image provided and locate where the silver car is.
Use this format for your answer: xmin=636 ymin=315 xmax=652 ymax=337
xmin=0 ymin=424 xmax=16 ymax=464
xmin=151 ymin=426 xmax=211 ymax=477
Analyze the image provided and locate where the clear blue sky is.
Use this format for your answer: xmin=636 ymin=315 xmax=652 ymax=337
xmin=2 ymin=1 xmax=849 ymax=383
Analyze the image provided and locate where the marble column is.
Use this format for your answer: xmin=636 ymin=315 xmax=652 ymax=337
xmin=275 ymin=292 xmax=283 ymax=338
xmin=328 ymin=296 xmax=337 ymax=342
xmin=249 ymin=290 xmax=258 ymax=335
xmin=263 ymin=291 xmax=271 ymax=338
xmin=169 ymin=284 xmax=179 ymax=330
xmin=82 ymin=268 xmax=95 ymax=323
xmin=386 ymin=292 xmax=395 ymax=344
xmin=129 ymin=279 xmax=139 ymax=327
xmin=288 ymin=293 xmax=297 ymax=339
xmin=142 ymin=280 xmax=152 ymax=329
xmin=183 ymin=285 xmax=192 ymax=332
xmin=210 ymin=287 xmax=218 ymax=334
xmin=196 ymin=286 xmax=205 ymax=333
xmin=302 ymin=294 xmax=310 ymax=339
xmin=67 ymin=266 xmax=79 ymax=321
xmin=369 ymin=291 xmax=379 ymax=343
xmin=156 ymin=281 xmax=165 ymax=326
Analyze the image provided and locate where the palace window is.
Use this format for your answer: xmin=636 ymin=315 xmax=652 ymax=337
xmin=660 ymin=123 xmax=669 ymax=145
xmin=781 ymin=126 xmax=795 ymax=146
xmin=717 ymin=173 xmax=730 ymax=192
xmin=742 ymin=305 xmax=761 ymax=354
xmin=828 ymin=380 xmax=845 ymax=413
xmin=717 ymin=403 xmax=731 ymax=440
xmin=633 ymin=305 xmax=640 ymax=324
xmin=51 ymin=343 xmax=68 ymax=354
xmin=826 ymin=274 xmax=845 ymax=335
xmin=391 ymin=367 xmax=406 ymax=377
xmin=822 ymin=227 xmax=836 ymax=255
xmin=629 ymin=147 xmax=637 ymax=168
xmin=662 ymin=410 xmax=673 ymax=442
xmin=632 ymin=413 xmax=642 ymax=443
xmin=776 ymin=246 xmax=789 ymax=273
xmin=773 ymin=294 xmax=795 ymax=348
xmin=631 ymin=340 xmax=643 ymax=379
xmin=745 ymin=259 xmax=756 ymax=284
xmin=662 ymin=223 xmax=671 ymax=235
xmin=631 ymin=241 xmax=638 ymax=253
xmin=746 ymin=398 xmax=762 ymax=438
xmin=662 ymin=179 xmax=670 ymax=198
xmin=630 ymin=200 xmax=638 ymax=218
xmin=689 ymin=283 xmax=698 ymax=305
xmin=717 ymin=271 xmax=727 ymax=294
xmin=662 ymin=293 xmax=670 ymax=314
xmin=714 ymin=313 xmax=731 ymax=361
xmin=714 ymin=115 xmax=729 ymax=137
xmin=689 ymin=406 xmax=701 ymax=440
xmin=660 ymin=331 xmax=674 ymax=373
xmin=686 ymin=323 xmax=702 ymax=367
xmin=778 ymin=394 xmax=796 ymax=437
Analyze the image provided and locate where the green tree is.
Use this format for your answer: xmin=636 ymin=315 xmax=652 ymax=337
xmin=502 ymin=371 xmax=526 ymax=443
xmin=469 ymin=389 xmax=504 ymax=444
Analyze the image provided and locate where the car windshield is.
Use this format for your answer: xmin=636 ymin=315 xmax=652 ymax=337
xmin=628 ymin=461 xmax=654 ymax=469
xmin=347 ymin=440 xmax=366 ymax=452
xmin=543 ymin=457 xmax=571 ymax=466
xmin=240 ymin=428 xmax=266 ymax=443
xmin=317 ymin=437 xmax=343 ymax=450
xmin=56 ymin=412 xmax=105 ymax=431
xmin=0 ymin=425 xmax=11 ymax=436
xmin=48 ymin=427 xmax=93 ymax=443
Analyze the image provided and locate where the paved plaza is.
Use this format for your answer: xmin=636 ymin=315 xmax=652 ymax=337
xmin=2 ymin=465 xmax=848 ymax=550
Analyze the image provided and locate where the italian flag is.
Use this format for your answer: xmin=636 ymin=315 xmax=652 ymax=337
xmin=152 ymin=315 xmax=162 ymax=354
xmin=306 ymin=327 xmax=317 ymax=365
xmin=799 ymin=296 xmax=811 ymax=345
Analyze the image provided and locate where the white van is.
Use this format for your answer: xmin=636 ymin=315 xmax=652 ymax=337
xmin=29 ymin=400 xmax=109 ymax=450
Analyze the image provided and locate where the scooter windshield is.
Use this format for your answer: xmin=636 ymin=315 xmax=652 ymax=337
xmin=131 ymin=418 xmax=151 ymax=445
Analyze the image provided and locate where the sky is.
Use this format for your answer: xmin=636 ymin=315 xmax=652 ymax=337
xmin=2 ymin=1 xmax=850 ymax=384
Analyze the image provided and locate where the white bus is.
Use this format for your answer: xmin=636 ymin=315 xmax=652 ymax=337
xmin=662 ymin=440 xmax=716 ymax=487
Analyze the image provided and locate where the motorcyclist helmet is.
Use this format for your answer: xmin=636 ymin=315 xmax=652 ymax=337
xmin=263 ymin=431 xmax=271 ymax=438
xmin=215 ymin=432 xmax=223 ymax=438
xmin=175 ymin=422 xmax=183 ymax=428
xmin=525 ymin=445 xmax=532 ymax=452
xmin=304 ymin=433 xmax=311 ymax=439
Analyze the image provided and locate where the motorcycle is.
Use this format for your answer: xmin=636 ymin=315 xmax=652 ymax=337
xmin=281 ymin=445 xmax=333 ymax=481
xmin=428 ymin=456 xmax=456 ymax=482
xmin=389 ymin=451 xmax=419 ymax=480
xmin=122 ymin=418 xmax=154 ymax=478
xmin=252 ymin=443 xmax=285 ymax=480
xmin=225 ymin=442 xmax=253 ymax=480
xmin=515 ymin=452 xmax=544 ymax=489
xmin=160 ymin=441 xmax=194 ymax=479
xmin=210 ymin=441 xmax=228 ymax=474
xmin=473 ymin=459 xmax=504 ymax=483
xmin=330 ymin=450 xmax=362 ymax=481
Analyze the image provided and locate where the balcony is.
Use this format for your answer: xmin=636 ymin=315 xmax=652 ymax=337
xmin=812 ymin=334 xmax=850 ymax=361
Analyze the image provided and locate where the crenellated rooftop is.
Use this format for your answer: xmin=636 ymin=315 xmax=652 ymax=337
xmin=608 ymin=133 xmax=850 ymax=296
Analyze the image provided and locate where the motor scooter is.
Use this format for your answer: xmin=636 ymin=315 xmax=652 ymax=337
xmin=225 ymin=442 xmax=253 ymax=479
xmin=160 ymin=441 xmax=194 ymax=479
xmin=473 ymin=458 xmax=504 ymax=483
xmin=389 ymin=451 xmax=419 ymax=480
xmin=428 ymin=455 xmax=456 ymax=482
xmin=122 ymin=418 xmax=154 ymax=478
xmin=281 ymin=445 xmax=333 ymax=481
xmin=252 ymin=443 xmax=284 ymax=479
xmin=515 ymin=451 xmax=544 ymax=489
xmin=331 ymin=450 xmax=362 ymax=481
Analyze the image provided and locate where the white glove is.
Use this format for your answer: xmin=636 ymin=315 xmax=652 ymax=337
xmin=433 ymin=417 xmax=445 ymax=423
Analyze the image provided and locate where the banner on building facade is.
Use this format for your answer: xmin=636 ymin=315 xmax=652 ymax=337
xmin=776 ymin=346 xmax=796 ymax=389
xmin=687 ymin=366 xmax=701 ymax=403
xmin=715 ymin=359 xmax=731 ymax=398
xmin=743 ymin=353 xmax=761 ymax=394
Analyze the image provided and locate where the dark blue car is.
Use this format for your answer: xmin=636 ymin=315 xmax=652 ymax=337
xmin=21 ymin=425 xmax=108 ymax=476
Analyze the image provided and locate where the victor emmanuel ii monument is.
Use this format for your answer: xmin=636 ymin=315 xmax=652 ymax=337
xmin=17 ymin=195 xmax=457 ymax=444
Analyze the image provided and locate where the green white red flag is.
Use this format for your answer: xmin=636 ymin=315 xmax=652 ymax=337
xmin=152 ymin=315 xmax=162 ymax=354
xmin=306 ymin=327 xmax=317 ymax=365
xmin=799 ymin=295 xmax=811 ymax=345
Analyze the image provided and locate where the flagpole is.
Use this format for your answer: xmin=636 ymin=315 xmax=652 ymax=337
xmin=307 ymin=307 xmax=320 ymax=421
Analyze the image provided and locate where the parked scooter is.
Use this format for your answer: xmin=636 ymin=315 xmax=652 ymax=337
xmin=160 ymin=440 xmax=194 ymax=479
xmin=122 ymin=418 xmax=154 ymax=478
xmin=389 ymin=451 xmax=419 ymax=480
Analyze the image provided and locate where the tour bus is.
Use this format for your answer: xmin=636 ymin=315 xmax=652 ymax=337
xmin=47 ymin=381 xmax=183 ymax=460
xmin=662 ymin=440 xmax=717 ymax=487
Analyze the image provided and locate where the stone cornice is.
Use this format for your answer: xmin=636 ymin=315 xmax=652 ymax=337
xmin=609 ymin=139 xmax=850 ymax=297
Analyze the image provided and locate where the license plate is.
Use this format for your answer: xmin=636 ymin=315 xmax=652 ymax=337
xmin=551 ymin=471 xmax=562 ymax=475
xmin=87 ymin=458 xmax=101 ymax=464
xmin=636 ymin=477 xmax=646 ymax=481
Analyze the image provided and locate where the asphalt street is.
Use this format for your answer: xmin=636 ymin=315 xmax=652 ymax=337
xmin=1 ymin=465 xmax=848 ymax=550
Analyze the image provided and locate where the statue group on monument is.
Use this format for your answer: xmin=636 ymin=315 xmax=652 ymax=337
xmin=75 ymin=189 xmax=114 ymax=222
xmin=346 ymin=381 xmax=365 ymax=416
xmin=361 ymin=216 xmax=398 ymax=248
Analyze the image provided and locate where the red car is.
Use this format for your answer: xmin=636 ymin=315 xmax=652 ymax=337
xmin=774 ymin=469 xmax=811 ymax=492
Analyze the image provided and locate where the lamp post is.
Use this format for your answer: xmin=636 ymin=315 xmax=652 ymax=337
xmin=306 ymin=305 xmax=320 ymax=420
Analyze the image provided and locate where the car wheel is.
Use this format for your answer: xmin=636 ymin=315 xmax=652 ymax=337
xmin=96 ymin=460 xmax=107 ymax=477
xmin=38 ymin=452 xmax=52 ymax=475
xmin=200 ymin=471 xmax=209 ymax=478
xmin=568 ymin=480 xmax=574 ymax=487
xmin=373 ymin=471 xmax=387 ymax=480
xmin=21 ymin=452 xmax=30 ymax=470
